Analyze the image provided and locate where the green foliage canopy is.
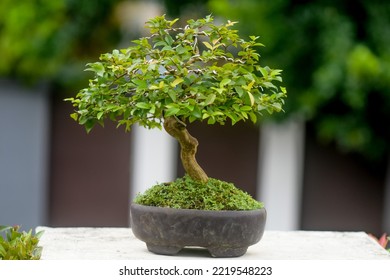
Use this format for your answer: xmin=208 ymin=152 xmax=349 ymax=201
xmin=68 ymin=15 xmax=286 ymax=132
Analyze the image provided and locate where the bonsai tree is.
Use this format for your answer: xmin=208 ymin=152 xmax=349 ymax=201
xmin=67 ymin=15 xmax=286 ymax=207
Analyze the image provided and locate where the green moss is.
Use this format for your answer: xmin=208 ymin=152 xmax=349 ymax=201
xmin=134 ymin=175 xmax=264 ymax=211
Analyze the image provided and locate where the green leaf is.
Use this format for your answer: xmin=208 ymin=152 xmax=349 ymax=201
xmin=207 ymin=117 xmax=216 ymax=124
xmin=189 ymin=115 xmax=197 ymax=123
xmin=149 ymin=84 xmax=160 ymax=90
xmin=241 ymin=111 xmax=248 ymax=119
xmin=168 ymin=90 xmax=177 ymax=102
xmin=211 ymin=87 xmax=225 ymax=94
xmin=70 ymin=113 xmax=78 ymax=121
xmin=203 ymin=41 xmax=213 ymax=50
xmin=263 ymin=82 xmax=277 ymax=89
xmin=170 ymin=78 xmax=184 ymax=87
xmin=135 ymin=102 xmax=150 ymax=109
xmin=165 ymin=107 xmax=181 ymax=116
xmin=235 ymin=86 xmax=244 ymax=97
xmin=153 ymin=40 xmax=167 ymax=48
xmin=204 ymin=94 xmax=216 ymax=105
xmin=245 ymin=80 xmax=255 ymax=91
xmin=161 ymin=45 xmax=173 ymax=51
xmin=191 ymin=106 xmax=202 ymax=118
xmin=271 ymin=102 xmax=282 ymax=112
xmin=97 ymin=111 xmax=104 ymax=120
xmin=249 ymin=112 xmax=257 ymax=123
xmin=0 ymin=225 xmax=12 ymax=233
xmin=243 ymin=91 xmax=255 ymax=106
xmin=220 ymin=78 xmax=231 ymax=87
xmin=149 ymin=104 xmax=157 ymax=114
xmin=176 ymin=45 xmax=188 ymax=54
xmin=86 ymin=62 xmax=105 ymax=77
xmin=84 ymin=120 xmax=96 ymax=133
xmin=226 ymin=112 xmax=240 ymax=125
xmin=241 ymin=105 xmax=252 ymax=111
xmin=165 ymin=35 xmax=174 ymax=46
xmin=34 ymin=230 xmax=45 ymax=240
xmin=169 ymin=18 xmax=179 ymax=27
xmin=0 ymin=243 xmax=6 ymax=256
xmin=133 ymin=79 xmax=148 ymax=90
xmin=259 ymin=67 xmax=268 ymax=79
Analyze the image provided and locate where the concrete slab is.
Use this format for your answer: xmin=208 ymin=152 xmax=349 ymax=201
xmin=36 ymin=227 xmax=390 ymax=260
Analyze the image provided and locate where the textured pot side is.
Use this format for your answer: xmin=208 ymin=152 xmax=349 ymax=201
xmin=130 ymin=204 xmax=267 ymax=257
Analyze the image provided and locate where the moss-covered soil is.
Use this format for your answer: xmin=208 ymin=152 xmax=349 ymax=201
xmin=134 ymin=175 xmax=263 ymax=211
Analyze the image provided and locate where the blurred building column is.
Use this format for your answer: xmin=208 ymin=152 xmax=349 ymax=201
xmin=257 ymin=118 xmax=305 ymax=230
xmin=130 ymin=125 xmax=177 ymax=201
xmin=0 ymin=80 xmax=49 ymax=230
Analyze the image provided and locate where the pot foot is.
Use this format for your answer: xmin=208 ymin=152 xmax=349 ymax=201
xmin=208 ymin=246 xmax=248 ymax=258
xmin=146 ymin=243 xmax=182 ymax=255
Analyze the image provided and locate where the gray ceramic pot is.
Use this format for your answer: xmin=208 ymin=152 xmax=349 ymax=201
xmin=130 ymin=204 xmax=266 ymax=257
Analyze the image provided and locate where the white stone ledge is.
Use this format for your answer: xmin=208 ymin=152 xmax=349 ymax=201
xmin=36 ymin=227 xmax=390 ymax=260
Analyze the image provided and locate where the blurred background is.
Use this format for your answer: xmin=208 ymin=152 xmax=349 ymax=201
xmin=0 ymin=0 xmax=389 ymax=236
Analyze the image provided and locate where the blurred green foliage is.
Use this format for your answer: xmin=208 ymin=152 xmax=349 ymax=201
xmin=163 ymin=0 xmax=208 ymax=16
xmin=0 ymin=0 xmax=122 ymax=85
xmin=0 ymin=225 xmax=43 ymax=260
xmin=206 ymin=0 xmax=390 ymax=161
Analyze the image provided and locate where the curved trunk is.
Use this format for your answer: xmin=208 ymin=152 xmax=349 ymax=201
xmin=163 ymin=117 xmax=208 ymax=183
